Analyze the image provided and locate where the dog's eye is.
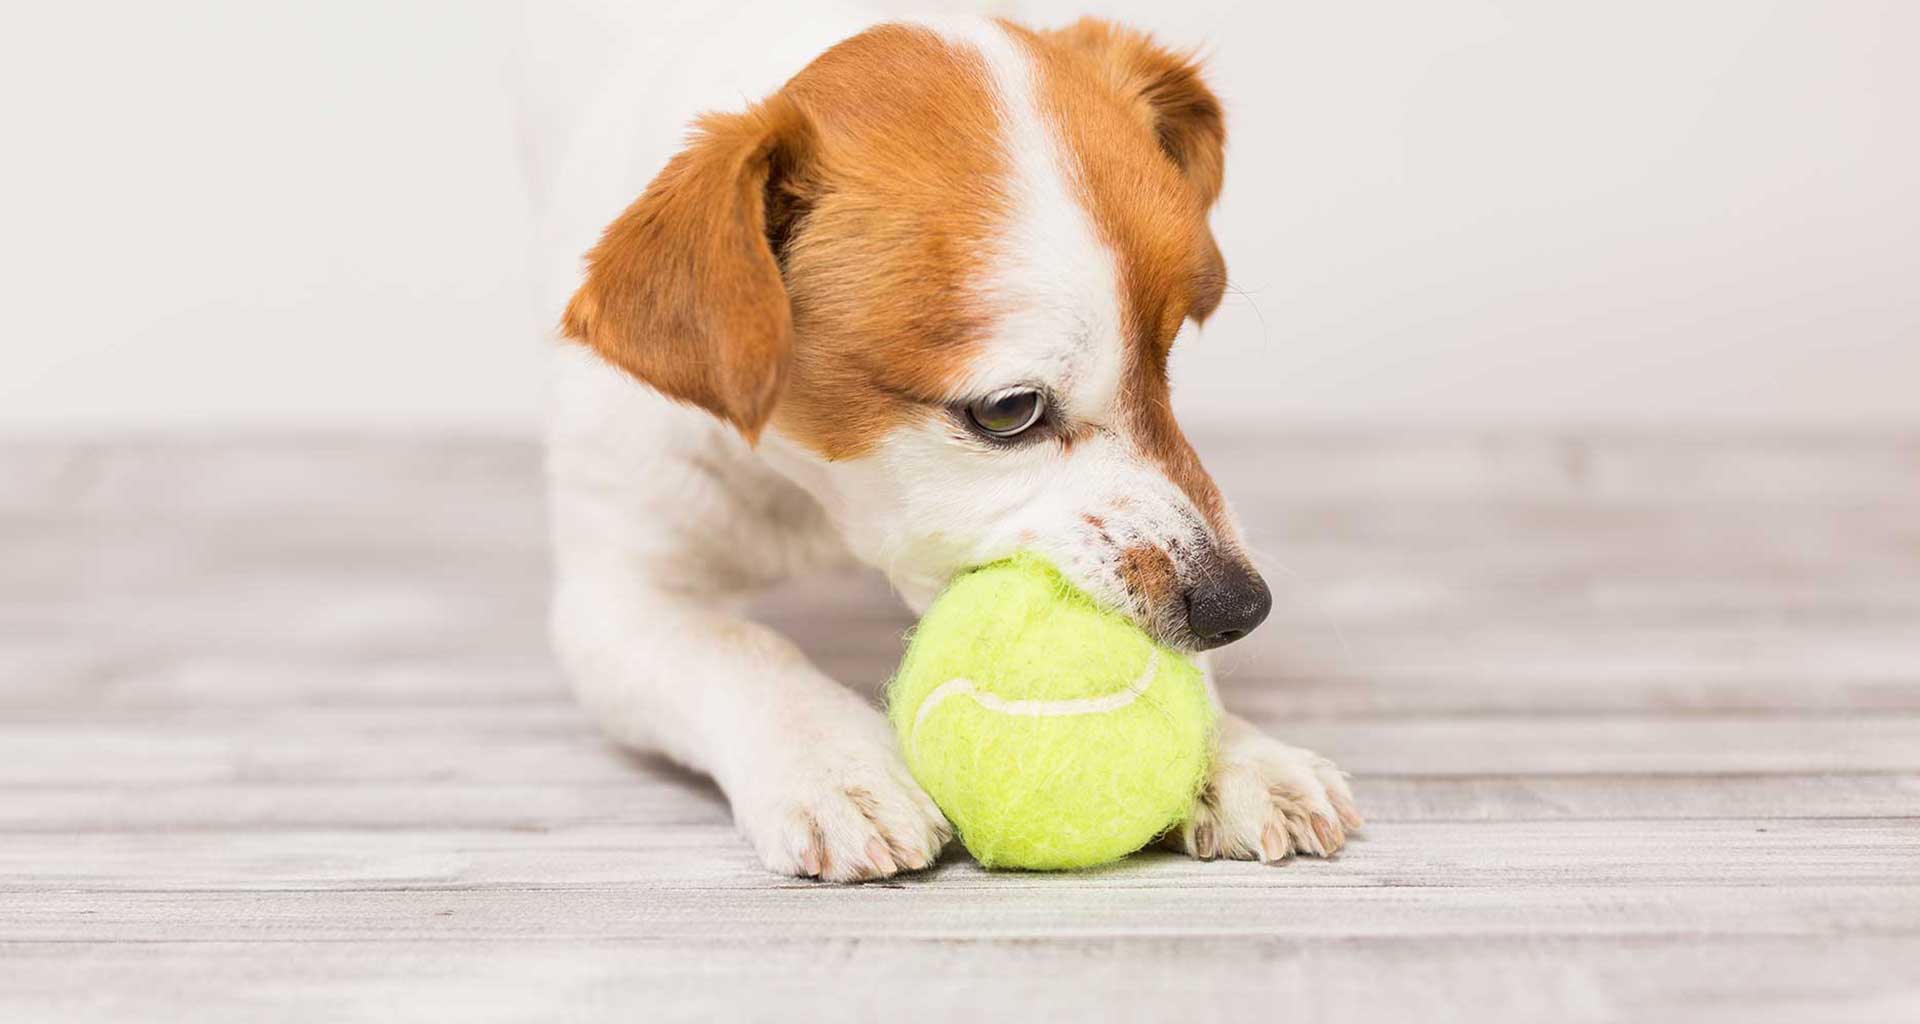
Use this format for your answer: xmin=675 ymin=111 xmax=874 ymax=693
xmin=965 ymin=387 xmax=1046 ymax=438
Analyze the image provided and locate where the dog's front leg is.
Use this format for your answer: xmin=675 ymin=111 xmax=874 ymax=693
xmin=553 ymin=569 xmax=950 ymax=881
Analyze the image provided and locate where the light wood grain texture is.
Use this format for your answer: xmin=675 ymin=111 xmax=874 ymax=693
xmin=2 ymin=434 xmax=1917 ymax=1023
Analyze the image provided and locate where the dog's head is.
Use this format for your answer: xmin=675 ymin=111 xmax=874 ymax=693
xmin=564 ymin=17 xmax=1268 ymax=651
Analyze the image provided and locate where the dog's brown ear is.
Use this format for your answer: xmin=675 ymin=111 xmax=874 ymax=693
xmin=563 ymin=96 xmax=816 ymax=441
xmin=1048 ymin=18 xmax=1227 ymax=207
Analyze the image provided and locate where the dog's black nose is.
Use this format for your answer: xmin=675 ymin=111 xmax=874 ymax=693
xmin=1184 ymin=561 xmax=1272 ymax=650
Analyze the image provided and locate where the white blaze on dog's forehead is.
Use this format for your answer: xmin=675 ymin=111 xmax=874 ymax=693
xmin=921 ymin=17 xmax=1127 ymax=421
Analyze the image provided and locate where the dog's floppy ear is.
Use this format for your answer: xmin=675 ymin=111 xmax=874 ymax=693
xmin=563 ymin=95 xmax=816 ymax=441
xmin=1048 ymin=18 xmax=1227 ymax=208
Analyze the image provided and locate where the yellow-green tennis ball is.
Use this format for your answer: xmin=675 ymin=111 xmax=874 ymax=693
xmin=888 ymin=555 xmax=1215 ymax=870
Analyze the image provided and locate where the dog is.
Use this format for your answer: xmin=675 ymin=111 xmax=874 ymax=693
xmin=543 ymin=14 xmax=1361 ymax=881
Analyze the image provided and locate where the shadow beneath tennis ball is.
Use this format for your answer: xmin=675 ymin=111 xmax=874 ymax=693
xmin=922 ymin=847 xmax=1193 ymax=881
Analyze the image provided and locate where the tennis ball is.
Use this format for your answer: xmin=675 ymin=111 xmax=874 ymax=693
xmin=888 ymin=555 xmax=1214 ymax=870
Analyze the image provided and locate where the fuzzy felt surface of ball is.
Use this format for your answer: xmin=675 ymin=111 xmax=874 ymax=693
xmin=888 ymin=555 xmax=1215 ymax=870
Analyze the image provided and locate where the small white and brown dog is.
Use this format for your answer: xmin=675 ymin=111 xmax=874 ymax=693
xmin=543 ymin=14 xmax=1360 ymax=881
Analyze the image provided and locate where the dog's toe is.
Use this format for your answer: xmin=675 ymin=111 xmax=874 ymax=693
xmin=747 ymin=760 xmax=950 ymax=883
xmin=1171 ymin=717 xmax=1360 ymax=863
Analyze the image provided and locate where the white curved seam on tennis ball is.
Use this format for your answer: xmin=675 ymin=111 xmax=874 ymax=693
xmin=911 ymin=649 xmax=1160 ymax=743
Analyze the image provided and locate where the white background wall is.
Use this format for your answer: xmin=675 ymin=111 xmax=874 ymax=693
xmin=3 ymin=0 xmax=1914 ymax=435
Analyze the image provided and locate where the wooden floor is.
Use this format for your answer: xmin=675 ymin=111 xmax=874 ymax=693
xmin=3 ymin=433 xmax=1918 ymax=1022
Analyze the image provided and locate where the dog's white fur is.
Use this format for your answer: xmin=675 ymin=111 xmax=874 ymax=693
xmin=541 ymin=13 xmax=1358 ymax=880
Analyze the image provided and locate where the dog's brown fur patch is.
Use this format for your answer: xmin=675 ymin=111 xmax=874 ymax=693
xmin=562 ymin=94 xmax=817 ymax=440
xmin=565 ymin=26 xmax=1009 ymax=456
xmin=770 ymin=26 xmax=1012 ymax=459
xmin=1117 ymin=542 xmax=1180 ymax=605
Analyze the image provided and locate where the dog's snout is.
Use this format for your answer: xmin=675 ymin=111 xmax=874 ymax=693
xmin=1183 ymin=560 xmax=1272 ymax=650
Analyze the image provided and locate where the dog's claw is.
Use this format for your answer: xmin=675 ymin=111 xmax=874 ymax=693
xmin=1311 ymin=813 xmax=1342 ymax=856
xmin=1193 ymin=821 xmax=1219 ymax=859
xmin=865 ymin=837 xmax=898 ymax=877
xmin=1332 ymin=793 xmax=1365 ymax=833
xmin=1259 ymin=822 xmax=1289 ymax=862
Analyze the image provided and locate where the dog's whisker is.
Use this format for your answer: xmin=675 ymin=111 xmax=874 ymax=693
xmin=1221 ymin=279 xmax=1273 ymax=351
xmin=1242 ymin=541 xmax=1357 ymax=664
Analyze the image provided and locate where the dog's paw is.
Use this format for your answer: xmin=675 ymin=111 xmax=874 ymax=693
xmin=1169 ymin=715 xmax=1362 ymax=862
xmin=733 ymin=734 xmax=951 ymax=883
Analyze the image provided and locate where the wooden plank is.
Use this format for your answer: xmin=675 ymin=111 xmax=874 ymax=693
xmin=0 ymin=437 xmax=543 ymax=518
xmin=1204 ymin=432 xmax=1920 ymax=505
xmin=4 ymin=710 xmax=1918 ymax=784
xmin=9 ymin=646 xmax=1920 ymax=717
xmin=5 ymin=880 xmax=1918 ymax=942
xmin=1 ymin=774 xmax=1914 ymax=833
xmin=14 ymin=611 xmax=1920 ymax=705
xmin=3 ymin=935 xmax=1918 ymax=1024
xmin=12 ymin=616 xmax=1920 ymax=714
xmin=7 ymin=652 xmax=1918 ymax=717
xmin=0 ymin=820 xmax=1913 ymax=893
xmin=1353 ymin=773 xmax=1920 ymax=821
